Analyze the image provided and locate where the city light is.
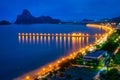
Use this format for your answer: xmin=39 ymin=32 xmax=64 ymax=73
xmin=15 ymin=24 xmax=114 ymax=80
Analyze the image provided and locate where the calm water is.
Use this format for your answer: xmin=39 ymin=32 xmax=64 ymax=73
xmin=0 ymin=24 xmax=103 ymax=80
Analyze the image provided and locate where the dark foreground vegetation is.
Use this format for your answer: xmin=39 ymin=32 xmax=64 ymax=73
xmin=99 ymin=29 xmax=120 ymax=80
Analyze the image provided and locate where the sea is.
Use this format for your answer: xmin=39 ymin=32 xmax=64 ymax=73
xmin=0 ymin=24 xmax=104 ymax=80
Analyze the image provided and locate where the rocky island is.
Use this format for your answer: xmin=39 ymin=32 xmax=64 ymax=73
xmin=15 ymin=9 xmax=61 ymax=24
xmin=0 ymin=20 xmax=11 ymax=25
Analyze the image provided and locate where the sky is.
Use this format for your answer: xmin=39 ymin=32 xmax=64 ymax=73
xmin=0 ymin=0 xmax=120 ymax=22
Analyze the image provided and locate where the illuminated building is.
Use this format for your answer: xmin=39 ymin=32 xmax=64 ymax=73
xmin=83 ymin=50 xmax=109 ymax=64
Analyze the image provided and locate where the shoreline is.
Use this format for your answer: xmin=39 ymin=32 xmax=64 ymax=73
xmin=15 ymin=24 xmax=114 ymax=80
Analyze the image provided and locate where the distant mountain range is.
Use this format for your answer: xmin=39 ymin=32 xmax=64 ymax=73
xmin=15 ymin=9 xmax=61 ymax=24
xmin=0 ymin=9 xmax=120 ymax=25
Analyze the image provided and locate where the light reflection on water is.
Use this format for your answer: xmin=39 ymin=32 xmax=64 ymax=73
xmin=60 ymin=36 xmax=62 ymax=48
xmin=86 ymin=37 xmax=89 ymax=45
xmin=18 ymin=35 xmax=98 ymax=52
xmin=26 ymin=36 xmax=28 ymax=43
xmin=0 ymin=24 xmax=104 ymax=80
xmin=48 ymin=36 xmax=50 ymax=46
xmin=56 ymin=36 xmax=58 ymax=48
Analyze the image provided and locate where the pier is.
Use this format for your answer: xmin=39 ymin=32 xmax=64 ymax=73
xmin=15 ymin=24 xmax=113 ymax=80
xmin=18 ymin=33 xmax=102 ymax=37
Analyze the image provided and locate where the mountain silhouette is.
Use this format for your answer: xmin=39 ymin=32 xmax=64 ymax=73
xmin=15 ymin=9 xmax=61 ymax=24
xmin=0 ymin=20 xmax=11 ymax=25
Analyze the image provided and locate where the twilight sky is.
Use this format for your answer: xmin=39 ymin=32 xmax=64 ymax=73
xmin=0 ymin=0 xmax=120 ymax=22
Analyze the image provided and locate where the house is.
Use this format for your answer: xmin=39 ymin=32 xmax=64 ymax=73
xmin=83 ymin=50 xmax=109 ymax=63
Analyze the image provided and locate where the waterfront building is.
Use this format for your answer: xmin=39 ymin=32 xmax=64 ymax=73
xmin=83 ymin=50 xmax=109 ymax=64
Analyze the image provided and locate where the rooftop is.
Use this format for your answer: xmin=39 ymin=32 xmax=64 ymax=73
xmin=84 ymin=50 xmax=106 ymax=58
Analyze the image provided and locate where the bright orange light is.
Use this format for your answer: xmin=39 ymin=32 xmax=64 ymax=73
xmin=72 ymin=33 xmax=76 ymax=36
xmin=57 ymin=60 xmax=60 ymax=63
xmin=59 ymin=33 xmax=62 ymax=36
xmin=42 ymin=68 xmax=45 ymax=71
xmin=78 ymin=33 xmax=81 ymax=36
xmin=44 ymin=33 xmax=46 ymax=36
xmin=82 ymin=34 xmax=85 ymax=36
xmin=26 ymin=76 xmax=30 ymax=80
xmin=48 ymin=33 xmax=50 ymax=36
xmin=70 ymin=54 xmax=72 ymax=57
xmin=86 ymin=34 xmax=89 ymax=36
xmin=49 ymin=65 xmax=52 ymax=68
xmin=73 ymin=52 xmax=76 ymax=55
xmin=62 ymin=58 xmax=65 ymax=61
xmin=64 ymin=33 xmax=66 ymax=36
xmin=17 ymin=24 xmax=114 ymax=80
xmin=56 ymin=33 xmax=58 ymax=36
xmin=68 ymin=33 xmax=70 ymax=36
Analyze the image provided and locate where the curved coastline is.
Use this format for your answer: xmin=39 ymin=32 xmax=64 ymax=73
xmin=15 ymin=24 xmax=114 ymax=80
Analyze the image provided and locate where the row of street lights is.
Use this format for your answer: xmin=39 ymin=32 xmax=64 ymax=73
xmin=15 ymin=24 xmax=113 ymax=80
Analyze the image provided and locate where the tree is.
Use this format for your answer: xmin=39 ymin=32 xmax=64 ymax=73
xmin=42 ymin=78 xmax=48 ymax=80
xmin=107 ymin=68 xmax=118 ymax=76
xmin=76 ymin=77 xmax=83 ymax=80
xmin=66 ymin=74 xmax=72 ymax=79
xmin=92 ymin=59 xmax=100 ymax=69
xmin=59 ymin=61 xmax=71 ymax=68
xmin=106 ymin=68 xmax=120 ymax=80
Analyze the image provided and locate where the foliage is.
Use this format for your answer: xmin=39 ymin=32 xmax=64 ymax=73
xmin=59 ymin=60 xmax=71 ymax=68
xmin=101 ymin=41 xmax=119 ymax=53
xmin=66 ymin=74 xmax=72 ymax=79
xmin=100 ymin=32 xmax=119 ymax=53
xmin=105 ymin=68 xmax=120 ymax=80
xmin=76 ymin=77 xmax=83 ymax=80
xmin=59 ymin=72 xmax=64 ymax=77
xmin=42 ymin=78 xmax=48 ymax=80
xmin=75 ymin=54 xmax=84 ymax=64
xmin=113 ymin=50 xmax=120 ymax=64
